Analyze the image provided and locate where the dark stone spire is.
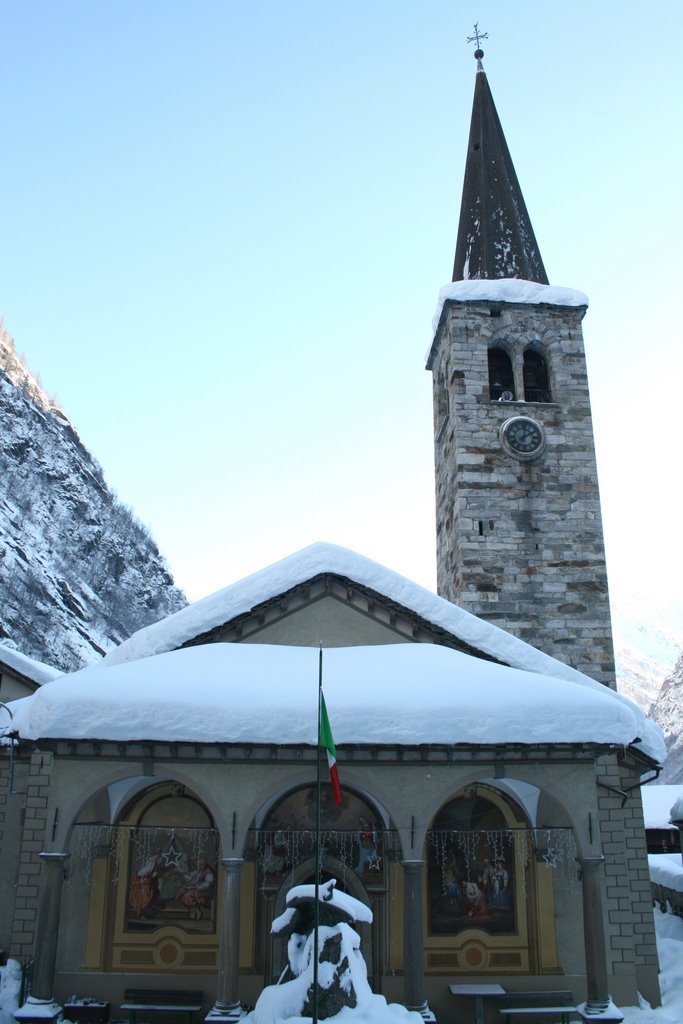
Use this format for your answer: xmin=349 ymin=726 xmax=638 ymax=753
xmin=452 ymin=51 xmax=548 ymax=283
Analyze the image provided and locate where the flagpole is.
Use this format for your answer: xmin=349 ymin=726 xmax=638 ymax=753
xmin=313 ymin=646 xmax=323 ymax=1024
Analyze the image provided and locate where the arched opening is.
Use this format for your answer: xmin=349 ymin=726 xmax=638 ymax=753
xmin=248 ymin=785 xmax=391 ymax=991
xmin=523 ymin=348 xmax=551 ymax=403
xmin=423 ymin=783 xmax=572 ymax=976
xmin=488 ymin=348 xmax=515 ymax=401
xmin=63 ymin=780 xmax=220 ymax=974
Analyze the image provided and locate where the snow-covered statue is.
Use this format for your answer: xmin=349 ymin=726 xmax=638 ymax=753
xmin=247 ymin=878 xmax=421 ymax=1024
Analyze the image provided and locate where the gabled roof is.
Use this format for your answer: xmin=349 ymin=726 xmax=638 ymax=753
xmin=102 ymin=542 xmax=595 ymax=687
xmin=0 ymin=644 xmax=61 ymax=688
xmin=452 ymin=55 xmax=548 ymax=284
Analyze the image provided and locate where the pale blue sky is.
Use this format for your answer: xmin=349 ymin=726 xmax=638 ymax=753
xmin=1 ymin=1 xmax=681 ymax=606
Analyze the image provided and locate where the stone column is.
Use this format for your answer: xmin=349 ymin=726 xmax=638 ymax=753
xmin=206 ymin=858 xmax=244 ymax=1023
xmin=578 ymin=856 xmax=617 ymax=1020
xmin=401 ymin=860 xmax=432 ymax=1020
xmin=15 ymin=852 xmax=69 ymax=1022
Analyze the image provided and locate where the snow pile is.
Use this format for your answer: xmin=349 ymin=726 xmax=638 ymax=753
xmin=0 ymin=959 xmax=21 ymax=1024
xmin=2 ymin=642 xmax=665 ymax=761
xmin=247 ymin=879 xmax=420 ymax=1024
xmin=670 ymin=795 xmax=683 ymax=822
xmin=620 ymin=909 xmax=683 ymax=1023
xmin=249 ymin=921 xmax=420 ymax=1024
xmin=648 ymin=855 xmax=683 ymax=894
xmin=430 ymin=278 xmax=589 ymax=335
xmin=273 ymin=882 xmax=373 ymax=932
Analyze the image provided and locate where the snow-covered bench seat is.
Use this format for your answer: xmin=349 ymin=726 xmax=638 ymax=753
xmin=120 ymin=989 xmax=203 ymax=1024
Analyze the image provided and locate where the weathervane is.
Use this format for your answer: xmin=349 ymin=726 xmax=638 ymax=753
xmin=467 ymin=22 xmax=488 ymax=65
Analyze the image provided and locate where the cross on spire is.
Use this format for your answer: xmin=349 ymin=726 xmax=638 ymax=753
xmin=467 ymin=22 xmax=488 ymax=52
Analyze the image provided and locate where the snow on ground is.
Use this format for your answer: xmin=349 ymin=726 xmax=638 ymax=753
xmin=1 ymin=642 xmax=664 ymax=760
xmin=0 ymin=958 xmax=21 ymax=1024
xmin=620 ymin=908 xmax=683 ymax=1024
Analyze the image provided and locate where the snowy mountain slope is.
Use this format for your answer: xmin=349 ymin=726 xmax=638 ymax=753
xmin=612 ymin=593 xmax=683 ymax=709
xmin=650 ymin=655 xmax=683 ymax=784
xmin=0 ymin=321 xmax=187 ymax=672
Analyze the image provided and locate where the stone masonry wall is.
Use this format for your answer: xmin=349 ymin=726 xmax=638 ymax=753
xmin=0 ymin=753 xmax=17 ymax=951
xmin=428 ymin=299 xmax=615 ymax=686
xmin=596 ymin=754 xmax=660 ymax=1002
xmin=9 ymin=750 xmax=55 ymax=957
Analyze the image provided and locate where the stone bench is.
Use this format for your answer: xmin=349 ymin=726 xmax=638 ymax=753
xmin=120 ymin=989 xmax=203 ymax=1024
xmin=497 ymin=990 xmax=577 ymax=1024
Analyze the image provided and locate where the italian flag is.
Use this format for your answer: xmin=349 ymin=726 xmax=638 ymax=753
xmin=320 ymin=693 xmax=341 ymax=806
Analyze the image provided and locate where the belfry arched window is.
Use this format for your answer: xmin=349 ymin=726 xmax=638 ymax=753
xmin=523 ymin=349 xmax=551 ymax=403
xmin=488 ymin=348 xmax=515 ymax=400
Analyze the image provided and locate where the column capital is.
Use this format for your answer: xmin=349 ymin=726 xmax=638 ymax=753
xmin=400 ymin=859 xmax=425 ymax=869
xmin=219 ymin=857 xmax=245 ymax=871
xmin=578 ymin=855 xmax=605 ymax=869
xmin=39 ymin=852 xmax=70 ymax=863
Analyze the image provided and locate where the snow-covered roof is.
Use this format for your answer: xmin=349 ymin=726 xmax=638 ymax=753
xmin=649 ymin=853 xmax=683 ymax=893
xmin=642 ymin=786 xmax=683 ymax=830
xmin=4 ymin=641 xmax=665 ymax=762
xmin=100 ymin=542 xmax=599 ymax=690
xmin=0 ymin=644 xmax=61 ymax=687
xmin=430 ymin=278 xmax=589 ymax=341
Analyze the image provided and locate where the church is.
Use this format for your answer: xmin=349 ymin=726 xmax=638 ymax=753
xmin=0 ymin=46 xmax=665 ymax=1024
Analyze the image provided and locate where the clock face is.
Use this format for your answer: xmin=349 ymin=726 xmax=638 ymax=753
xmin=500 ymin=416 xmax=545 ymax=460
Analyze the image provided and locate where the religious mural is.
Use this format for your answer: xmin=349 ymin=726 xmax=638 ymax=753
xmin=428 ymin=792 xmax=516 ymax=936
xmin=255 ymin=785 xmax=387 ymax=886
xmin=124 ymin=793 xmax=218 ymax=934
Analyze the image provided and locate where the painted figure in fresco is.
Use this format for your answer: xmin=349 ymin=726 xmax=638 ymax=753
xmin=489 ymin=859 xmax=511 ymax=910
xmin=443 ymin=851 xmax=464 ymax=908
xmin=175 ymin=858 xmax=216 ymax=920
xmin=128 ymin=849 xmax=162 ymax=918
xmin=354 ymin=816 xmax=379 ymax=875
xmin=263 ymin=828 xmax=290 ymax=874
xmin=480 ymin=857 xmax=495 ymax=897
xmin=464 ymin=879 xmax=489 ymax=918
xmin=157 ymin=851 xmax=190 ymax=903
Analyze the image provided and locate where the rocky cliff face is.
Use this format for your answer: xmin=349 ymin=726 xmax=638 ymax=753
xmin=0 ymin=321 xmax=187 ymax=672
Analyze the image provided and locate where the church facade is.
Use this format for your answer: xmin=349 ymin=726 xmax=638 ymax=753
xmin=0 ymin=545 xmax=664 ymax=1023
xmin=0 ymin=49 xmax=663 ymax=1024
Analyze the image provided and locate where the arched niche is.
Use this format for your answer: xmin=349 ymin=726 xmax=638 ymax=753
xmin=63 ymin=780 xmax=221 ymax=975
xmin=423 ymin=783 xmax=565 ymax=977
xmin=248 ymin=785 xmax=388 ymax=990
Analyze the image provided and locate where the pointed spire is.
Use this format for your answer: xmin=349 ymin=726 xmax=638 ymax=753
xmin=452 ymin=42 xmax=548 ymax=284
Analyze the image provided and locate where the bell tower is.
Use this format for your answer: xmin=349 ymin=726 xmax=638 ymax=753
xmin=426 ymin=42 xmax=615 ymax=686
